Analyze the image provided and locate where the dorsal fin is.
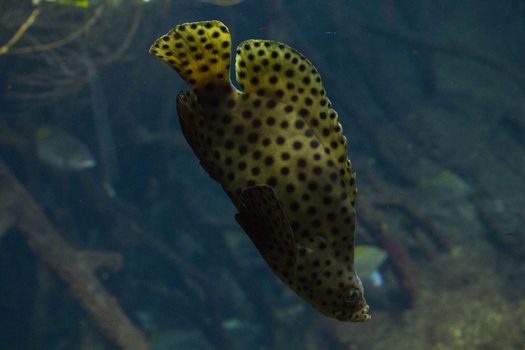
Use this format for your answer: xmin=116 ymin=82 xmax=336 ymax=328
xmin=234 ymin=40 xmax=355 ymax=202
xmin=235 ymin=185 xmax=297 ymax=285
xmin=150 ymin=20 xmax=232 ymax=92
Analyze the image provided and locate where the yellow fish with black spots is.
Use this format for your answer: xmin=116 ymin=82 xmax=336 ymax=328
xmin=149 ymin=20 xmax=370 ymax=322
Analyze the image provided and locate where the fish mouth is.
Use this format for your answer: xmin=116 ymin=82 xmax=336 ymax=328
xmin=350 ymin=304 xmax=371 ymax=322
xmin=332 ymin=304 xmax=371 ymax=322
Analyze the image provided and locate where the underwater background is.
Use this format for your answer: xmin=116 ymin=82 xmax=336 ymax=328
xmin=1 ymin=0 xmax=524 ymax=349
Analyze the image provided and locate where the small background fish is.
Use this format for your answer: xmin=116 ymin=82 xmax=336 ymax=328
xmin=36 ymin=127 xmax=96 ymax=171
xmin=354 ymin=245 xmax=388 ymax=287
xmin=418 ymin=169 xmax=472 ymax=202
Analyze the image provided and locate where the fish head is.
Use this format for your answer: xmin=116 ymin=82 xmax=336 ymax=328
xmin=323 ymin=267 xmax=370 ymax=322
xmin=340 ymin=271 xmax=370 ymax=322
xmin=296 ymin=236 xmax=370 ymax=321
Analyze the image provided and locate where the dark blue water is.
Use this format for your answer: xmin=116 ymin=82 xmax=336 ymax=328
xmin=1 ymin=1 xmax=524 ymax=349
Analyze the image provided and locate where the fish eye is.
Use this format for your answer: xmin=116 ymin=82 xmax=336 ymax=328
xmin=345 ymin=289 xmax=359 ymax=303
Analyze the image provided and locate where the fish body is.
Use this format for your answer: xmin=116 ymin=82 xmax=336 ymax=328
xmin=36 ymin=127 xmax=96 ymax=171
xmin=150 ymin=20 xmax=369 ymax=321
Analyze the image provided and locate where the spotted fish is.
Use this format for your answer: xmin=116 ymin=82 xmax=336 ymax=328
xmin=150 ymin=20 xmax=370 ymax=322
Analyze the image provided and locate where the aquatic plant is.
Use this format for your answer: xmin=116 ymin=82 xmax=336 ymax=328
xmin=0 ymin=0 xmax=142 ymax=99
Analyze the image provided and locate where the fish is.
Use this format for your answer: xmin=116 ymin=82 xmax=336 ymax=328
xmin=36 ymin=127 xmax=96 ymax=171
xmin=354 ymin=245 xmax=387 ymax=287
xmin=418 ymin=169 xmax=472 ymax=202
xmin=197 ymin=0 xmax=246 ymax=6
xmin=149 ymin=20 xmax=369 ymax=322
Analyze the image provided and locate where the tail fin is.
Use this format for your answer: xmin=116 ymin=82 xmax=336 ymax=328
xmin=149 ymin=20 xmax=232 ymax=92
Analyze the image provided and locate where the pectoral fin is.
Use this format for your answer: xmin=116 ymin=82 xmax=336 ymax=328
xmin=235 ymin=185 xmax=296 ymax=284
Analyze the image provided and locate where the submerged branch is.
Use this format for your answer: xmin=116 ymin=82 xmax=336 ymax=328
xmin=0 ymin=7 xmax=41 ymax=55
xmin=359 ymin=201 xmax=422 ymax=305
xmin=97 ymin=3 xmax=142 ymax=65
xmin=0 ymin=161 xmax=150 ymax=350
xmin=7 ymin=6 xmax=104 ymax=55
